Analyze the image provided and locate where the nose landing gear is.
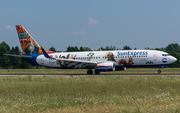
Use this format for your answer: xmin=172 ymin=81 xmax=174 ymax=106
xmin=158 ymin=70 xmax=161 ymax=74
xmin=158 ymin=66 xmax=161 ymax=74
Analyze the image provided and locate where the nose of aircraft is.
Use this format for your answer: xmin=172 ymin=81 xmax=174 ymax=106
xmin=171 ymin=56 xmax=177 ymax=63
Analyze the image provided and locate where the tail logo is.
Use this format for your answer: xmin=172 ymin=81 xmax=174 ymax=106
xmin=18 ymin=33 xmax=28 ymax=38
xmin=16 ymin=25 xmax=56 ymax=55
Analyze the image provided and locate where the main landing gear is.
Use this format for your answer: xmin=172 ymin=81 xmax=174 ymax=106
xmin=94 ymin=69 xmax=100 ymax=74
xmin=87 ymin=69 xmax=100 ymax=74
xmin=87 ymin=69 xmax=93 ymax=74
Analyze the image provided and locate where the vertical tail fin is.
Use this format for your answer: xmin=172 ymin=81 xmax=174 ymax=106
xmin=16 ymin=25 xmax=55 ymax=55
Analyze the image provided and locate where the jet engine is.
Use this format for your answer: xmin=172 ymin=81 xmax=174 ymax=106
xmin=96 ymin=62 xmax=115 ymax=71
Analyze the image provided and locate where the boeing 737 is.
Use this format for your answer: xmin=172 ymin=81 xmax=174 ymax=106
xmin=4 ymin=25 xmax=177 ymax=74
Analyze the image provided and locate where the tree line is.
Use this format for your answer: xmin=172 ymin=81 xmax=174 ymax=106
xmin=0 ymin=41 xmax=180 ymax=69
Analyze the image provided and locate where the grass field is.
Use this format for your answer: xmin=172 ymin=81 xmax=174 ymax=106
xmin=0 ymin=75 xmax=180 ymax=112
xmin=0 ymin=68 xmax=180 ymax=74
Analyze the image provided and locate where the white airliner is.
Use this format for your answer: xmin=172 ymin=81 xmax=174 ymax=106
xmin=4 ymin=25 xmax=177 ymax=74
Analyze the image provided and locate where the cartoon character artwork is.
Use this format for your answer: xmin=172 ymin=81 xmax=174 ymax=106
xmin=56 ymin=54 xmax=77 ymax=67
xmin=56 ymin=55 xmax=62 ymax=66
xmin=70 ymin=54 xmax=76 ymax=59
xmin=118 ymin=57 xmax=134 ymax=66
xmin=16 ymin=25 xmax=55 ymax=55
xmin=24 ymin=40 xmax=39 ymax=55
xmin=87 ymin=52 xmax=94 ymax=61
xmin=105 ymin=52 xmax=116 ymax=62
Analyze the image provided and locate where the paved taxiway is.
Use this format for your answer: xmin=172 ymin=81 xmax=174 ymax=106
xmin=0 ymin=74 xmax=180 ymax=76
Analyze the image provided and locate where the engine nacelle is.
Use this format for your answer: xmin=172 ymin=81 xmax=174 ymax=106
xmin=96 ymin=62 xmax=115 ymax=71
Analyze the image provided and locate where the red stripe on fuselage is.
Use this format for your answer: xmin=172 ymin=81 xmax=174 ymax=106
xmin=97 ymin=65 xmax=112 ymax=67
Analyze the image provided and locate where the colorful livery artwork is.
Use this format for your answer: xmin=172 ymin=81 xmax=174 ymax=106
xmin=4 ymin=25 xmax=177 ymax=74
xmin=16 ymin=25 xmax=55 ymax=55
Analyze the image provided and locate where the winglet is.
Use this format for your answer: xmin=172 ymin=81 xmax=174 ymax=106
xmin=41 ymin=46 xmax=52 ymax=58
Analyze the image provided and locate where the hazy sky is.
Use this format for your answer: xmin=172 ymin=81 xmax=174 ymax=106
xmin=1 ymin=0 xmax=180 ymax=51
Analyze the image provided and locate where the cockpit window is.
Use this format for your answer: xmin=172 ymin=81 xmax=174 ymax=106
xmin=162 ymin=54 xmax=170 ymax=56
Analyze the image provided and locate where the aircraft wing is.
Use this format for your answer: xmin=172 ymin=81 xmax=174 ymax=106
xmin=56 ymin=58 xmax=100 ymax=68
xmin=4 ymin=54 xmax=33 ymax=58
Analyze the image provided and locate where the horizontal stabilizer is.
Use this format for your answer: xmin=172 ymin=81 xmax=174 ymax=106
xmin=4 ymin=54 xmax=33 ymax=58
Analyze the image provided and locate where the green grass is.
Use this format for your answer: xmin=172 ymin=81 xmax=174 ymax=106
xmin=0 ymin=76 xmax=180 ymax=112
xmin=0 ymin=68 xmax=180 ymax=74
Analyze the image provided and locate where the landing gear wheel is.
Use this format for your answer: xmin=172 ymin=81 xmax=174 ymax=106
xmin=158 ymin=70 xmax=161 ymax=74
xmin=94 ymin=69 xmax=100 ymax=74
xmin=87 ymin=70 xmax=93 ymax=74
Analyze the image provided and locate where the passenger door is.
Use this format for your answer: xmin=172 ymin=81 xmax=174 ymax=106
xmin=153 ymin=53 xmax=157 ymax=61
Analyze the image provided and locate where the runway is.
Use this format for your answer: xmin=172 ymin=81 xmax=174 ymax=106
xmin=0 ymin=74 xmax=180 ymax=76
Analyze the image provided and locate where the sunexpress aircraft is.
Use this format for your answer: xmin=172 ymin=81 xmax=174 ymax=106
xmin=4 ymin=25 xmax=177 ymax=74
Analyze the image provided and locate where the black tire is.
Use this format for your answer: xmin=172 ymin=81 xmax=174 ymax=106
xmin=95 ymin=69 xmax=100 ymax=74
xmin=87 ymin=70 xmax=93 ymax=74
xmin=158 ymin=70 xmax=161 ymax=74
